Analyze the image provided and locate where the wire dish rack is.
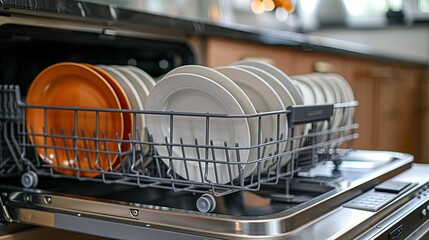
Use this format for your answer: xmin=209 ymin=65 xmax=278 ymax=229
xmin=0 ymin=85 xmax=358 ymax=212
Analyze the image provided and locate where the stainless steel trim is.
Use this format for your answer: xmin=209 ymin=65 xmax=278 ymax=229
xmin=406 ymin=219 xmax=429 ymax=240
xmin=14 ymin=208 xmax=54 ymax=227
xmin=4 ymin=151 xmax=414 ymax=239
xmin=0 ymin=195 xmax=13 ymax=223
xmin=0 ymin=12 xmax=201 ymax=64
xmin=53 ymin=212 xmax=211 ymax=240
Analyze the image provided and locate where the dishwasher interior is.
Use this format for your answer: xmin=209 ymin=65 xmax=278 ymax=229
xmin=1 ymin=10 xmax=429 ymax=240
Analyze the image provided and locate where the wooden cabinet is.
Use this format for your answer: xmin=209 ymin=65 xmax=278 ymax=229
xmin=420 ymin=72 xmax=429 ymax=162
xmin=288 ymin=50 xmax=352 ymax=78
xmin=348 ymin=61 xmax=422 ymax=158
xmin=346 ymin=60 xmax=377 ymax=150
xmin=204 ymin=36 xmax=426 ymax=160
xmin=205 ymin=37 xmax=294 ymax=74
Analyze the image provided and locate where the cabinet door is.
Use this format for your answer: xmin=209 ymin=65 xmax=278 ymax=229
xmin=377 ymin=77 xmax=402 ymax=151
xmin=349 ymin=62 xmax=420 ymax=155
xmin=418 ymin=72 xmax=429 ymax=162
xmin=205 ymin=37 xmax=294 ymax=73
xmin=347 ymin=61 xmax=377 ymax=150
xmin=377 ymin=68 xmax=420 ymax=154
xmin=289 ymin=50 xmax=351 ymax=78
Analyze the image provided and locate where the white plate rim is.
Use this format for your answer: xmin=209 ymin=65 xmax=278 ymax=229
xmin=293 ymin=75 xmax=326 ymax=104
xmin=231 ymin=60 xmax=304 ymax=105
xmin=98 ymin=65 xmax=147 ymax=146
xmin=307 ymin=73 xmax=342 ymax=129
xmin=113 ymin=65 xmax=150 ymax=104
xmin=328 ymin=73 xmax=355 ymax=127
xmin=163 ymin=65 xmax=258 ymax=177
xmin=215 ymin=66 xmax=288 ymax=173
xmin=145 ymin=72 xmax=251 ymax=183
xmin=125 ymin=65 xmax=156 ymax=90
xmin=234 ymin=65 xmax=298 ymax=167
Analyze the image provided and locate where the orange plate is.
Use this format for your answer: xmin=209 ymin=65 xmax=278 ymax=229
xmin=85 ymin=64 xmax=133 ymax=169
xmin=26 ymin=62 xmax=124 ymax=177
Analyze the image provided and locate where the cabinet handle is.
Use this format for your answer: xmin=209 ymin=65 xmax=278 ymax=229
xmin=314 ymin=61 xmax=332 ymax=73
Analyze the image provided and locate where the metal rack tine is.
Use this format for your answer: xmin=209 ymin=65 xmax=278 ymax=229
xmin=0 ymin=83 xmax=360 ymax=202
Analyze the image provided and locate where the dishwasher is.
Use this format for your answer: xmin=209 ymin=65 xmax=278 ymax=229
xmin=1 ymin=2 xmax=429 ymax=240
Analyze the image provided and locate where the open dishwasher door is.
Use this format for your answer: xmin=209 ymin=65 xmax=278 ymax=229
xmin=2 ymin=150 xmax=427 ymax=240
xmin=1 ymin=2 xmax=429 ymax=240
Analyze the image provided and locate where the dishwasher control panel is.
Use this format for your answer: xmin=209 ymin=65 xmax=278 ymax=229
xmin=343 ymin=181 xmax=412 ymax=212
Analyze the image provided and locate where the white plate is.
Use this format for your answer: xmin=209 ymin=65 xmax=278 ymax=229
xmin=308 ymin=74 xmax=339 ymax=123
xmin=293 ymin=80 xmax=316 ymax=106
xmin=98 ymin=65 xmax=148 ymax=155
xmin=231 ymin=60 xmax=304 ymax=105
xmin=233 ymin=65 xmax=296 ymax=108
xmin=328 ymin=73 xmax=355 ymax=134
xmin=145 ymin=73 xmax=251 ymax=184
xmin=293 ymin=74 xmax=329 ymax=142
xmin=311 ymin=72 xmax=346 ymax=140
xmin=309 ymin=74 xmax=341 ymax=142
xmin=164 ymin=65 xmax=258 ymax=177
xmin=113 ymin=66 xmax=150 ymax=104
xmin=308 ymin=74 xmax=336 ymax=104
xmin=233 ymin=65 xmax=298 ymax=167
xmin=292 ymin=79 xmax=316 ymax=146
xmin=125 ymin=65 xmax=156 ymax=90
xmin=294 ymin=75 xmax=326 ymax=104
xmin=215 ymin=66 xmax=287 ymax=173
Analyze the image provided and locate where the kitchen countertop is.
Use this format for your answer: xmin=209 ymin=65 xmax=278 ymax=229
xmin=1 ymin=0 xmax=427 ymax=67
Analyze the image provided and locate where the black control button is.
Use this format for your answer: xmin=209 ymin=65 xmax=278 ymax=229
xmin=375 ymin=181 xmax=411 ymax=194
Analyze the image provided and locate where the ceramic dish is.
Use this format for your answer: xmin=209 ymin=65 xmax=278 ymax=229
xmin=163 ymin=65 xmax=258 ymax=177
xmin=311 ymin=72 xmax=345 ymax=141
xmin=231 ymin=60 xmax=304 ymax=105
xmin=233 ymin=65 xmax=299 ymax=167
xmin=328 ymin=73 xmax=356 ymax=139
xmin=215 ymin=66 xmax=287 ymax=173
xmin=294 ymin=75 xmax=326 ymax=104
xmin=292 ymin=79 xmax=317 ymax=147
xmin=293 ymin=80 xmax=316 ymax=106
xmin=98 ymin=65 xmax=149 ymax=156
xmin=113 ymin=66 xmax=151 ymax=154
xmin=125 ymin=65 xmax=156 ymax=90
xmin=295 ymin=74 xmax=330 ymax=142
xmin=113 ymin=66 xmax=150 ymax=105
xmin=26 ymin=62 xmax=123 ymax=177
xmin=85 ymin=64 xmax=133 ymax=169
xmin=145 ymin=73 xmax=251 ymax=184
xmin=307 ymin=74 xmax=338 ymax=140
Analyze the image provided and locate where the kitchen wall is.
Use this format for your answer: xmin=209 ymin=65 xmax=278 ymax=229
xmin=82 ymin=0 xmax=429 ymax=66
xmin=310 ymin=26 xmax=429 ymax=65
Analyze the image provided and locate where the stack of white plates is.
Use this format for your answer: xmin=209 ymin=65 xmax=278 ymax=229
xmin=146 ymin=61 xmax=300 ymax=183
xmin=98 ymin=65 xmax=156 ymax=156
xmin=291 ymin=72 xmax=355 ymax=144
xmin=145 ymin=60 xmax=355 ymax=184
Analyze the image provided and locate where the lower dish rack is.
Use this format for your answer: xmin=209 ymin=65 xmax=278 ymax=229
xmin=0 ymin=84 xmax=359 ymax=212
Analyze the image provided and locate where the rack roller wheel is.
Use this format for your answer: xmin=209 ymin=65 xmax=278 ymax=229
xmin=21 ymin=171 xmax=38 ymax=188
xmin=196 ymin=194 xmax=216 ymax=213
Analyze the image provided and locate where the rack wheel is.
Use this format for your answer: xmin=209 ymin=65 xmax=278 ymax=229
xmin=333 ymin=159 xmax=342 ymax=170
xmin=21 ymin=171 xmax=38 ymax=188
xmin=196 ymin=194 xmax=216 ymax=213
